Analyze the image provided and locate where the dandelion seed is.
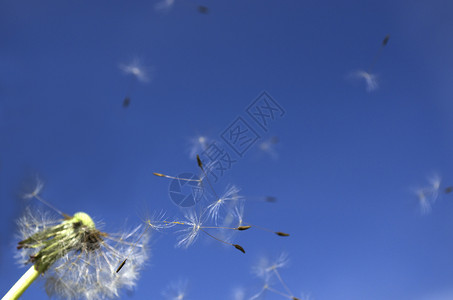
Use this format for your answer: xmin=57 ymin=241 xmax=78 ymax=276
xmin=119 ymin=58 xmax=150 ymax=83
xmin=175 ymin=209 xmax=204 ymax=248
xmin=153 ymin=172 xmax=202 ymax=183
xmin=22 ymin=176 xmax=44 ymax=199
xmin=231 ymin=287 xmax=246 ymax=300
xmin=220 ymin=199 xmax=289 ymax=238
xmin=237 ymin=225 xmax=252 ymax=231
xmin=354 ymin=71 xmax=378 ymax=92
xmin=253 ymin=253 xmax=289 ymax=279
xmin=258 ymin=136 xmax=279 ymax=159
xmin=162 ymin=279 xmax=188 ymax=300
xmin=205 ymin=185 xmax=243 ymax=224
xmin=233 ymin=244 xmax=245 ymax=253
xmin=252 ymin=253 xmax=299 ymax=300
xmin=266 ymin=196 xmax=277 ymax=202
xmin=244 ymin=222 xmax=289 ymax=237
xmin=367 ymin=34 xmax=390 ymax=72
xmin=197 ymin=5 xmax=209 ymax=14
xmin=119 ymin=58 xmax=152 ymax=107
xmin=196 ymin=154 xmax=203 ymax=169
xmin=276 ymin=232 xmax=290 ymax=237
xmin=445 ymin=186 xmax=453 ymax=194
xmin=122 ymin=97 xmax=131 ymax=108
xmin=349 ymin=35 xmax=390 ymax=92
xmin=155 ymin=0 xmax=175 ymax=11
xmin=187 ymin=135 xmax=210 ymax=160
xmin=413 ymin=174 xmax=441 ymax=214
xmin=164 ymin=208 xmax=246 ymax=253
xmin=243 ymin=195 xmax=277 ymax=203
xmin=5 ymin=190 xmax=149 ymax=300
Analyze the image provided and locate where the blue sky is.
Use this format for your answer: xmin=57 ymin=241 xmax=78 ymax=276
xmin=1 ymin=0 xmax=453 ymax=299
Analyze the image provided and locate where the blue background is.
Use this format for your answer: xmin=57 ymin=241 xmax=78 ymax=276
xmin=1 ymin=0 xmax=453 ymax=299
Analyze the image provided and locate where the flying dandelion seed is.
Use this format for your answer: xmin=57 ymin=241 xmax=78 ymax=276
xmin=119 ymin=58 xmax=152 ymax=108
xmin=413 ymin=174 xmax=441 ymax=214
xmin=187 ymin=135 xmax=210 ymax=160
xmin=122 ymin=97 xmax=131 ymax=108
xmin=153 ymin=155 xmax=288 ymax=253
xmin=231 ymin=287 xmax=246 ymax=300
xmin=350 ymin=35 xmax=389 ymax=92
xmin=155 ymin=0 xmax=208 ymax=14
xmin=258 ymin=136 xmax=279 ymax=159
xmin=4 ymin=182 xmax=149 ymax=300
xmin=353 ymin=71 xmax=379 ymax=92
xmin=155 ymin=0 xmax=175 ymax=11
xmin=242 ymin=195 xmax=277 ymax=203
xmin=444 ymin=186 xmax=453 ymax=194
xmin=251 ymin=253 xmax=300 ymax=300
xmin=162 ymin=279 xmax=189 ymax=300
xmin=168 ymin=208 xmax=246 ymax=253
xmin=368 ymin=34 xmax=390 ymax=72
xmin=197 ymin=5 xmax=209 ymax=14
xmin=205 ymin=184 xmax=243 ymax=225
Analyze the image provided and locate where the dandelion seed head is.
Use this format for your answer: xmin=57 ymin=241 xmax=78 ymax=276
xmin=16 ymin=206 xmax=149 ymax=300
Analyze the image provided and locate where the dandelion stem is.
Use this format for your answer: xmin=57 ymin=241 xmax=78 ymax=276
xmin=3 ymin=265 xmax=40 ymax=300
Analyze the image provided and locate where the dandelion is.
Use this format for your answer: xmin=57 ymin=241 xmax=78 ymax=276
xmin=4 ymin=182 xmax=149 ymax=300
xmin=162 ymin=279 xmax=189 ymax=300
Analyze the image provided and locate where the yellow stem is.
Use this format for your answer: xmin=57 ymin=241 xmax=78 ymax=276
xmin=2 ymin=266 xmax=40 ymax=300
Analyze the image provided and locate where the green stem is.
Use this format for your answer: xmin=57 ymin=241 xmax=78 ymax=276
xmin=2 ymin=265 xmax=40 ymax=300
